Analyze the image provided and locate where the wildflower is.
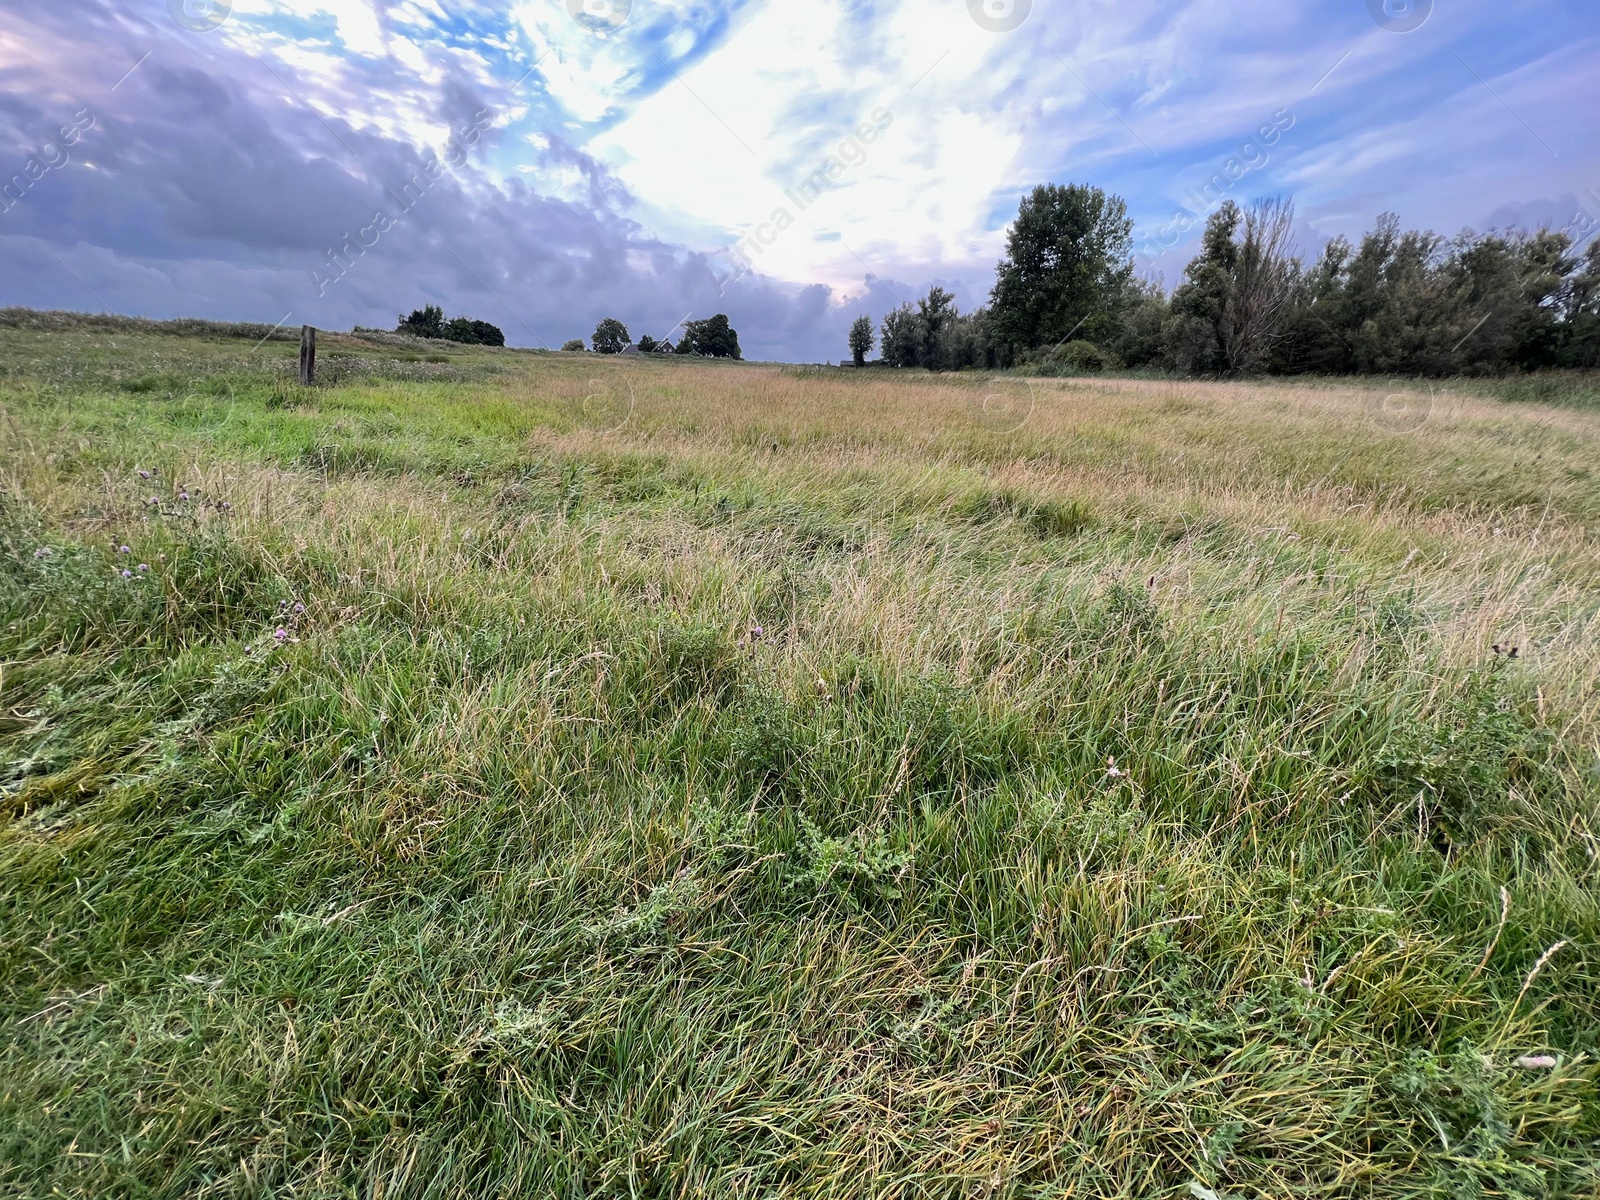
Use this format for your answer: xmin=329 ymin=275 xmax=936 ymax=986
xmin=33 ymin=547 xmax=52 ymax=558
xmin=750 ymin=623 xmax=764 ymax=641
xmin=279 ymin=600 xmax=289 ymax=611
xmin=137 ymin=563 xmax=149 ymax=572
xmin=119 ymin=544 xmax=131 ymax=554
xmin=1105 ymin=757 xmax=1126 ymax=779
xmin=138 ymin=468 xmax=151 ymax=479
xmin=293 ymin=602 xmax=305 ymax=614
xmin=120 ymin=568 xmax=133 ymax=578
xmin=147 ymin=496 xmax=160 ymax=505
xmin=274 ymin=627 xmax=288 ymax=641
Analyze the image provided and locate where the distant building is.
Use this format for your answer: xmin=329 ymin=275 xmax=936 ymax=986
xmin=620 ymin=343 xmax=642 ymax=356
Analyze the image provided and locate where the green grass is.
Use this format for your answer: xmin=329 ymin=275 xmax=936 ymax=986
xmin=2 ymin=325 xmax=1598 ymax=1198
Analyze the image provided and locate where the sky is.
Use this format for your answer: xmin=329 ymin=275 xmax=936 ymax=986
xmin=0 ymin=0 xmax=1595 ymax=361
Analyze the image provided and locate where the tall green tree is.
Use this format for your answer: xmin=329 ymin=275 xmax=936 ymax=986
xmin=678 ymin=314 xmax=742 ymax=359
xmin=987 ymin=183 xmax=1134 ymax=362
xmin=847 ymin=314 xmax=874 ymax=366
xmin=938 ymin=307 xmax=995 ymax=370
xmin=1166 ymin=199 xmax=1299 ymax=376
xmin=879 ymin=304 xmax=920 ymax=368
xmin=1561 ymin=239 xmax=1600 ymax=367
xmin=592 ymin=317 xmax=629 ymax=354
xmin=916 ymin=286 xmax=957 ymax=369
xmin=1165 ymin=202 xmax=1240 ymax=375
xmin=397 ymin=304 xmax=445 ymax=338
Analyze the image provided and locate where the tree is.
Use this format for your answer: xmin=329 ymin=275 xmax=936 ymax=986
xmin=592 ymin=318 xmax=629 ymax=354
xmin=987 ymin=183 xmax=1134 ymax=363
xmin=398 ymin=305 xmax=502 ymax=346
xmin=637 ymin=334 xmax=658 ymax=353
xmin=1222 ymin=197 xmax=1299 ymax=374
xmin=678 ymin=314 xmax=742 ymax=359
xmin=848 ymin=314 xmax=874 ymax=366
xmin=917 ymin=286 xmax=956 ymax=369
xmin=443 ymin=316 xmax=505 ymax=346
xmin=1505 ymin=229 xmax=1576 ymax=369
xmin=939 ymin=307 xmax=996 ymax=370
xmin=561 ymin=338 xmax=585 ymax=352
xmin=1167 ymin=202 xmax=1241 ymax=375
xmin=397 ymin=304 xmax=445 ymax=338
xmin=1107 ymin=277 xmax=1169 ymax=369
xmin=879 ymin=303 xmax=920 ymax=367
xmin=1560 ymin=239 xmax=1600 ymax=368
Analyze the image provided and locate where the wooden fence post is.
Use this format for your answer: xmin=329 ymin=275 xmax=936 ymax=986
xmin=299 ymin=325 xmax=316 ymax=385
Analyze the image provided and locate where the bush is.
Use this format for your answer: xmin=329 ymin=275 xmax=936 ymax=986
xmin=396 ymin=306 xmax=503 ymax=346
xmin=1058 ymin=339 xmax=1117 ymax=371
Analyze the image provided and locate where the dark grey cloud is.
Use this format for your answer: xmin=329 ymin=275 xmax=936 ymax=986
xmin=0 ymin=0 xmax=875 ymax=361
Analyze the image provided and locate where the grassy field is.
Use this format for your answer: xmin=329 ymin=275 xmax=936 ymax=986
xmin=1 ymin=319 xmax=1598 ymax=1198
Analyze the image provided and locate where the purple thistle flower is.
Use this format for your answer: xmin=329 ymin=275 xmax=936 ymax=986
xmin=119 ymin=544 xmax=131 ymax=554
xmin=33 ymin=547 xmax=53 ymax=558
xmin=120 ymin=568 xmax=133 ymax=578
xmin=137 ymin=563 xmax=149 ymax=572
xmin=293 ymin=602 xmax=305 ymax=614
xmin=138 ymin=469 xmax=151 ymax=480
xmin=274 ymin=627 xmax=288 ymax=640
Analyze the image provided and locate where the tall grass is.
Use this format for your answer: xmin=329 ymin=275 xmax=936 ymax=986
xmin=1 ymin=328 xmax=1597 ymax=1198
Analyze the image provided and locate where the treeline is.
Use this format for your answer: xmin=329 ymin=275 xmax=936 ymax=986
xmin=851 ymin=185 xmax=1600 ymax=376
xmin=565 ymin=314 xmax=742 ymax=359
xmin=396 ymin=304 xmax=505 ymax=346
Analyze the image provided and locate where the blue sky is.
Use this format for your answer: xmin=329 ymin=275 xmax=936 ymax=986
xmin=1 ymin=0 xmax=1595 ymax=360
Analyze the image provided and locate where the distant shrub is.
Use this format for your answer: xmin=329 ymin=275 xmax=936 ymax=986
xmin=561 ymin=338 xmax=585 ymax=352
xmin=396 ymin=305 xmax=504 ymax=346
xmin=1022 ymin=340 xmax=1122 ymax=375
xmin=0 ymin=307 xmax=298 ymax=342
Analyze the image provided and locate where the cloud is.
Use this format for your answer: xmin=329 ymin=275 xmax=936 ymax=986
xmin=1 ymin=0 xmax=1597 ymax=361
